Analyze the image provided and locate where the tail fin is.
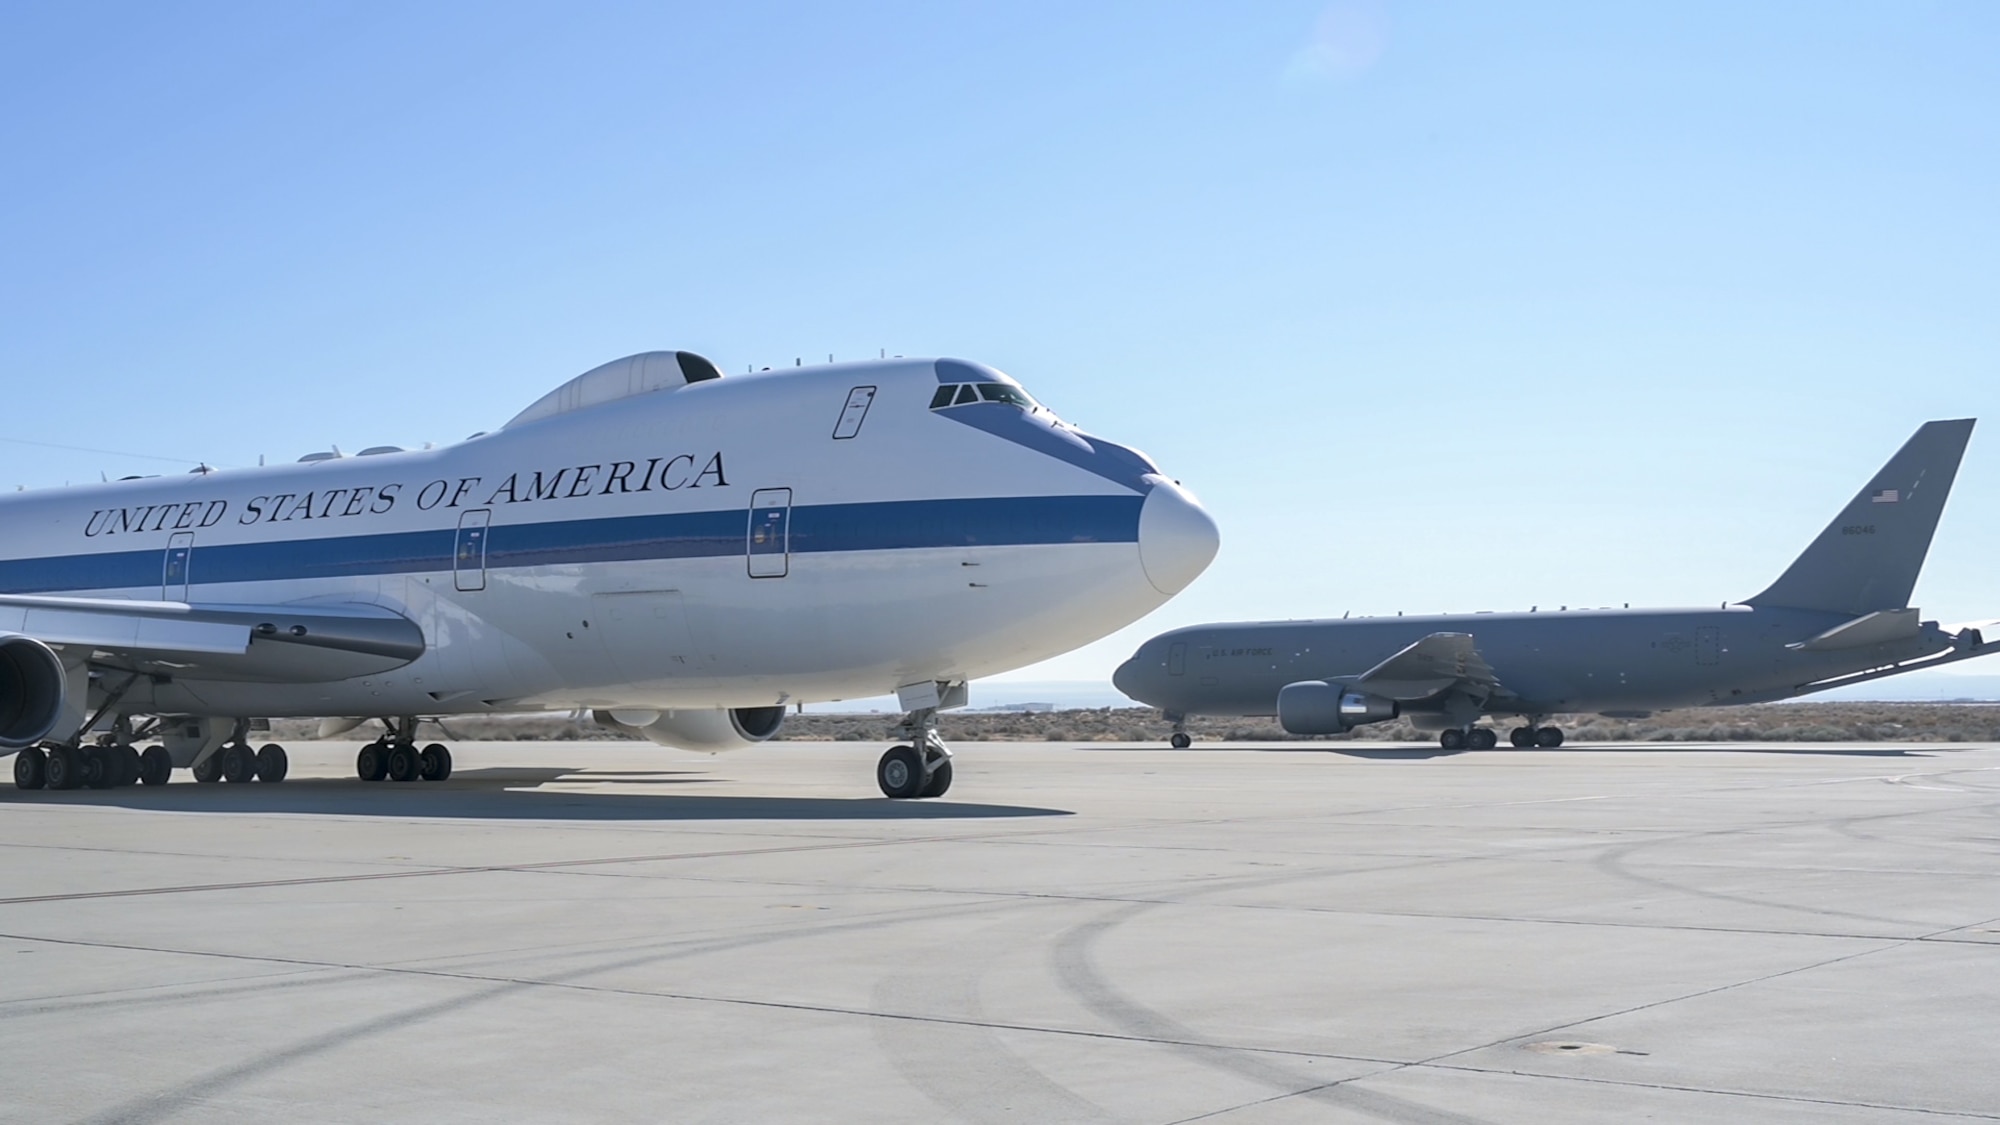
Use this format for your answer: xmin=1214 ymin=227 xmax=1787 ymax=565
xmin=1744 ymin=419 xmax=1975 ymax=615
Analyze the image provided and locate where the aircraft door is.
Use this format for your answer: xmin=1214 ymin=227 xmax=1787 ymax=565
xmin=162 ymin=532 xmax=193 ymax=600
xmin=1168 ymin=642 xmax=1187 ymax=676
xmin=454 ymin=509 xmax=491 ymax=592
xmin=1696 ymin=626 xmax=1721 ymax=666
xmin=747 ymin=489 xmax=792 ymax=578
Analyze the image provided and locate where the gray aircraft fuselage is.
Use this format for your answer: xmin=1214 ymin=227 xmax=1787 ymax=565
xmin=1115 ymin=605 xmax=1966 ymax=723
xmin=1115 ymin=418 xmax=1995 ymax=738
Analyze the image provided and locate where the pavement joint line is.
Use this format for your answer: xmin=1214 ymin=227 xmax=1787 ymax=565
xmin=0 ymin=829 xmax=1084 ymax=907
xmin=1155 ymin=919 xmax=2000 ymax=1125
xmin=1411 ymin=1058 xmax=2000 ymax=1121
xmin=1401 ymin=912 xmax=2000 ymax=1079
xmin=0 ymin=964 xmax=362 ymax=1013
xmin=582 ymin=865 xmax=1997 ymax=945
xmin=0 ymin=823 xmax=910 ymax=862
xmin=0 ymin=928 xmax=1415 ymax=1071
xmin=1164 ymin=1056 xmax=2000 ymax=1125
xmin=13 ymin=780 xmax=1913 ymax=909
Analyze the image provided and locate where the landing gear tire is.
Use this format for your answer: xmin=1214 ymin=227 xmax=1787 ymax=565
xmin=14 ymin=747 xmax=47 ymax=791
xmin=1535 ymin=726 xmax=1565 ymax=748
xmin=419 ymin=744 xmax=452 ymax=782
xmin=255 ymin=744 xmax=288 ymax=783
xmin=220 ymin=744 xmax=257 ymax=784
xmin=1468 ymin=728 xmax=1498 ymax=751
xmin=356 ymin=742 xmax=388 ymax=782
xmin=1438 ymin=729 xmax=1467 ymax=751
xmin=1169 ymin=732 xmax=1192 ymax=750
xmin=386 ymin=742 xmax=423 ymax=782
xmin=83 ymin=748 xmax=114 ymax=789
xmin=1509 ymin=727 xmax=1534 ymax=748
xmin=139 ymin=746 xmax=172 ymax=786
xmin=919 ymin=758 xmax=953 ymax=798
xmin=47 ymin=747 xmax=82 ymax=790
xmin=877 ymin=745 xmax=927 ymax=799
xmin=191 ymin=753 xmax=222 ymax=783
xmin=117 ymin=745 xmax=142 ymax=786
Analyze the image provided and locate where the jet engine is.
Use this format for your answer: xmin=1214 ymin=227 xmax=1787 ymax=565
xmin=592 ymin=706 xmax=787 ymax=752
xmin=1276 ymin=681 xmax=1399 ymax=735
xmin=0 ymin=633 xmax=66 ymax=750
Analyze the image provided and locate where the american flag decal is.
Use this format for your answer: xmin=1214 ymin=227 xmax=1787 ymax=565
xmin=1872 ymin=488 xmax=1900 ymax=503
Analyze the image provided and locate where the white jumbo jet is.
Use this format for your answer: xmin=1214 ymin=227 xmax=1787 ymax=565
xmin=0 ymin=352 xmax=1218 ymax=798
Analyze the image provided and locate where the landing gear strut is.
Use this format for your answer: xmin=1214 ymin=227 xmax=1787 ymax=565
xmin=13 ymin=676 xmax=146 ymax=792
xmin=198 ymin=721 xmax=290 ymax=784
xmin=878 ymin=708 xmax=952 ymax=799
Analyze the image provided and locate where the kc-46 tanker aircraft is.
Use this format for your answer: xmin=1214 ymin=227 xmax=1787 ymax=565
xmin=1117 ymin=419 xmax=1996 ymax=750
xmin=0 ymin=353 xmax=1218 ymax=796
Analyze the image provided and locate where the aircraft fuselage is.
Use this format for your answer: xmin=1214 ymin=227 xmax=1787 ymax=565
xmin=1115 ymin=606 xmax=1967 ymax=723
xmin=1 ymin=356 xmax=1217 ymax=723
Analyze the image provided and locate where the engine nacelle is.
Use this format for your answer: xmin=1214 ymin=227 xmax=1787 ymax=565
xmin=592 ymin=706 xmax=787 ymax=753
xmin=1276 ymin=681 xmax=1399 ymax=735
xmin=0 ymin=633 xmax=66 ymax=750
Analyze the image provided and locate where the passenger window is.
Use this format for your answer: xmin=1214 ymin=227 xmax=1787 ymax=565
xmin=929 ymin=386 xmax=957 ymax=410
xmin=954 ymin=385 xmax=979 ymax=406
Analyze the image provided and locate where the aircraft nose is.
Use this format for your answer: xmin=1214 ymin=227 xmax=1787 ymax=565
xmin=1112 ymin=652 xmax=1150 ymax=702
xmin=1137 ymin=476 xmax=1220 ymax=595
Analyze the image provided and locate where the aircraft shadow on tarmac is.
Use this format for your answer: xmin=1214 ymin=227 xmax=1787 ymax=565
xmin=0 ymin=768 xmax=1073 ymax=821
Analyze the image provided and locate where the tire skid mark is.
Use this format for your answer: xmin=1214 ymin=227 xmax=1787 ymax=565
xmin=0 ymin=966 xmax=359 ymax=1019
xmin=1587 ymin=810 xmax=1973 ymax=929
xmin=870 ymin=907 xmax=1117 ymax=1124
xmin=1051 ymin=887 xmax=1498 ymax=1125
xmin=58 ymin=895 xmax=1025 ymax=1125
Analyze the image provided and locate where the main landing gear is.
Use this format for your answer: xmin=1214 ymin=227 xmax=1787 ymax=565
xmin=1509 ymin=725 xmax=1566 ymax=748
xmin=185 ymin=720 xmax=291 ymax=785
xmin=190 ymin=740 xmax=290 ymax=784
xmin=876 ymin=708 xmax=952 ymax=799
xmin=1437 ymin=727 xmax=1499 ymax=751
xmin=13 ymin=739 xmax=284 ymax=790
xmin=354 ymin=718 xmax=453 ymax=783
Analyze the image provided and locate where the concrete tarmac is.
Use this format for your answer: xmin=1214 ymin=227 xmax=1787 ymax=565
xmin=3 ymin=739 xmax=1999 ymax=1124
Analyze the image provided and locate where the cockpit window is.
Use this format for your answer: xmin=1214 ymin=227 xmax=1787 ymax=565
xmin=977 ymin=384 xmax=1035 ymax=408
xmin=929 ymin=380 xmax=1049 ymax=416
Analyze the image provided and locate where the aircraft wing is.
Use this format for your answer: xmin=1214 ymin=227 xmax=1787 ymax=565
xmin=1352 ymin=631 xmax=1501 ymax=701
xmin=0 ymin=594 xmax=425 ymax=683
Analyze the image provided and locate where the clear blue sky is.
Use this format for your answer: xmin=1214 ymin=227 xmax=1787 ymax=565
xmin=3 ymin=2 xmax=1995 ymax=686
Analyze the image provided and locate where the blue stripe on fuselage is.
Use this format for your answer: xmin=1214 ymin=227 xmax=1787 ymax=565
xmin=0 ymin=494 xmax=1142 ymax=594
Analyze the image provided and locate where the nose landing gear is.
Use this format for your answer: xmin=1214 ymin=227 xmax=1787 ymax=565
xmin=877 ymin=708 xmax=953 ymax=799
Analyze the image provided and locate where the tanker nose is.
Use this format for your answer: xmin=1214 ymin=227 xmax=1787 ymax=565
xmin=1137 ymin=476 xmax=1220 ymax=595
xmin=1112 ymin=651 xmax=1151 ymax=702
